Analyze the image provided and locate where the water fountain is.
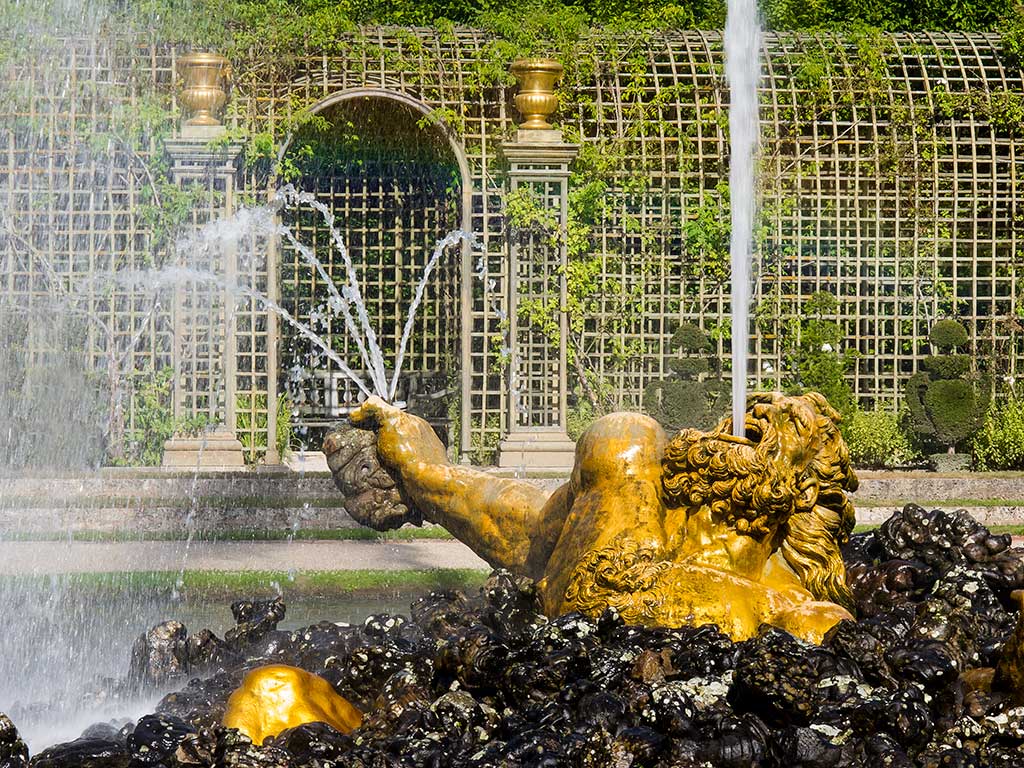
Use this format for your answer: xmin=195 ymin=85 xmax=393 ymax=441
xmin=0 ymin=151 xmax=474 ymax=749
xmin=725 ymin=0 xmax=760 ymax=438
xmin=3 ymin=2 xmax=1024 ymax=766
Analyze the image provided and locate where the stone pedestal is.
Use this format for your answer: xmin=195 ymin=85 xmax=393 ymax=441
xmin=284 ymin=451 xmax=330 ymax=473
xmin=497 ymin=129 xmax=579 ymax=470
xmin=162 ymin=425 xmax=247 ymax=470
xmin=497 ymin=431 xmax=578 ymax=470
xmin=161 ymin=131 xmax=261 ymax=466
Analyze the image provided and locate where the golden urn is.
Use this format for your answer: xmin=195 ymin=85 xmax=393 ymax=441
xmin=510 ymin=58 xmax=563 ymax=130
xmin=177 ymin=52 xmax=231 ymax=127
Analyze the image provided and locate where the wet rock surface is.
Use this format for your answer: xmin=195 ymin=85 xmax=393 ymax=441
xmin=12 ymin=505 xmax=1024 ymax=767
xmin=0 ymin=714 xmax=29 ymax=768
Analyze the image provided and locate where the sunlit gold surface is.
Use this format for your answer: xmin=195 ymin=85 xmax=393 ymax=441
xmin=346 ymin=391 xmax=857 ymax=644
xmin=510 ymin=58 xmax=563 ymax=130
xmin=177 ymin=52 xmax=231 ymax=127
xmin=996 ymin=590 xmax=1024 ymax=703
xmin=222 ymin=664 xmax=361 ymax=744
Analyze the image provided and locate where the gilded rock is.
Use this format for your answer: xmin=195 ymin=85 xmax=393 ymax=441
xmin=222 ymin=665 xmax=362 ymax=745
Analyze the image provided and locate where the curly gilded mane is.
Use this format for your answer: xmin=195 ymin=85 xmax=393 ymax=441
xmin=661 ymin=392 xmax=857 ymax=611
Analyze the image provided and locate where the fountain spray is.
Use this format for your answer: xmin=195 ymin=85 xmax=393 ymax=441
xmin=724 ymin=0 xmax=761 ymax=437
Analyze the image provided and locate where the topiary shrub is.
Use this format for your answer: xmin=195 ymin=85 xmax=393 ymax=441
xmin=929 ymin=318 xmax=969 ymax=349
xmin=922 ymin=355 xmax=971 ymax=380
xmin=904 ymin=319 xmax=989 ymax=458
xmin=923 ymin=379 xmax=978 ymax=449
xmin=844 ymin=408 xmax=918 ymax=469
xmin=779 ymin=291 xmax=857 ymax=423
xmin=643 ymin=322 xmax=728 ymax=432
xmin=973 ymin=395 xmax=1024 ymax=470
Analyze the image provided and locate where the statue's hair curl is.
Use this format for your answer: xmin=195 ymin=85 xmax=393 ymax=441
xmin=661 ymin=413 xmax=799 ymax=540
xmin=779 ymin=392 xmax=857 ymax=611
xmin=661 ymin=392 xmax=857 ymax=611
xmin=564 ymin=540 xmax=669 ymax=624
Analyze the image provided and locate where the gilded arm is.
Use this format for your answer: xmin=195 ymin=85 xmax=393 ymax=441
xmin=349 ymin=397 xmax=562 ymax=575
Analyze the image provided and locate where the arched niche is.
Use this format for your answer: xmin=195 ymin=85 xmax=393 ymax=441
xmin=274 ymin=88 xmax=472 ymax=451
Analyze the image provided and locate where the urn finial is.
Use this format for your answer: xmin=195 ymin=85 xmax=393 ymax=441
xmin=510 ymin=58 xmax=564 ymax=131
xmin=177 ymin=52 xmax=232 ymax=129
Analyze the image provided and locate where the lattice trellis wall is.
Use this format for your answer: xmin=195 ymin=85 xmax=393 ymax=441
xmin=0 ymin=39 xmax=179 ymax=466
xmin=2 ymin=29 xmax=1023 ymax=463
xmin=278 ymin=96 xmax=461 ymax=443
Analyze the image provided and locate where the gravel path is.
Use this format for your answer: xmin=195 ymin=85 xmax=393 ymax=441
xmin=0 ymin=539 xmax=489 ymax=575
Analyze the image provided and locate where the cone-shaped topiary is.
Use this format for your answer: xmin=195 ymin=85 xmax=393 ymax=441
xmin=904 ymin=319 xmax=989 ymax=458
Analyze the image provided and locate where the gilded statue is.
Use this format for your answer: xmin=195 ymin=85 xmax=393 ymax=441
xmin=328 ymin=391 xmax=858 ymax=644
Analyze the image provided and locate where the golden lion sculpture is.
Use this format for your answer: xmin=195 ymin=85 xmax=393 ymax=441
xmin=327 ymin=391 xmax=858 ymax=644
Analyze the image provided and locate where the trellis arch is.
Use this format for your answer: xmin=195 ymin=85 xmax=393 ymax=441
xmin=270 ymin=86 xmax=476 ymax=449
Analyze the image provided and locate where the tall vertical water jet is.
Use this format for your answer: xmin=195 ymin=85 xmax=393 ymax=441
xmin=724 ymin=0 xmax=761 ymax=437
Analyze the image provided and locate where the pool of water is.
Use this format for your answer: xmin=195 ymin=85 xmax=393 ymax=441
xmin=0 ymin=577 xmax=439 ymax=751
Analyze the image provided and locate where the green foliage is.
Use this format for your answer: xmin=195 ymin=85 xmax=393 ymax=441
xmin=111 ymin=0 xmax=1021 ymax=54
xmin=973 ymin=395 xmax=1024 ymax=470
xmin=643 ymin=378 xmax=729 ymax=432
xmin=1000 ymin=5 xmax=1024 ymax=65
xmin=475 ymin=0 xmax=592 ymax=76
xmin=922 ymin=354 xmax=971 ymax=380
xmin=119 ymin=367 xmax=209 ymax=466
xmin=671 ymin=322 xmax=714 ymax=354
xmin=669 ymin=357 xmax=710 ymax=378
xmin=470 ymin=413 xmax=502 ymax=465
xmin=924 ymin=379 xmax=979 ymax=450
xmin=682 ymin=183 xmax=731 ymax=299
xmin=236 ymin=393 xmax=293 ymax=464
xmin=935 ymin=86 xmax=1024 ymax=137
xmin=566 ymin=395 xmax=600 ymax=441
xmin=761 ymin=0 xmax=1014 ymax=30
xmin=904 ymin=371 xmax=935 ymax=439
xmin=505 ymin=185 xmax=559 ymax=234
xmin=844 ymin=408 xmax=918 ymax=469
xmin=929 ymin=319 xmax=969 ymax=350
xmin=779 ymin=291 xmax=857 ymax=422
xmin=643 ymin=322 xmax=728 ymax=432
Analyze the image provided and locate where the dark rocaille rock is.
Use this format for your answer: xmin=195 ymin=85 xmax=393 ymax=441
xmin=873 ymin=505 xmax=1024 ymax=596
xmin=0 ymin=715 xmax=28 ymax=768
xmin=29 ymin=738 xmax=129 ymax=768
xmin=267 ymin=722 xmax=352 ymax=763
xmin=730 ymin=627 xmax=859 ymax=726
xmin=77 ymin=722 xmax=127 ymax=743
xmin=214 ymin=727 xmax=289 ymax=768
xmin=25 ymin=507 xmax=1024 ymax=768
xmin=128 ymin=620 xmax=191 ymax=689
xmin=126 ymin=714 xmax=195 ymax=765
xmin=322 ymin=421 xmax=422 ymax=530
xmin=155 ymin=670 xmax=246 ymax=731
xmin=409 ymin=589 xmax=473 ymax=639
xmin=225 ymin=597 xmax=286 ymax=650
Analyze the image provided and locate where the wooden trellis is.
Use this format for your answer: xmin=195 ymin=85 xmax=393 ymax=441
xmin=2 ymin=28 xmax=1022 ymax=464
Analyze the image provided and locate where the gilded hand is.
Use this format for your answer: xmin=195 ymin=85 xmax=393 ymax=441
xmin=349 ymin=395 xmax=449 ymax=469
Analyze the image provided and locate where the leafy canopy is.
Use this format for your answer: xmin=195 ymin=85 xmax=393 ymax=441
xmin=113 ymin=0 xmax=1020 ymax=56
